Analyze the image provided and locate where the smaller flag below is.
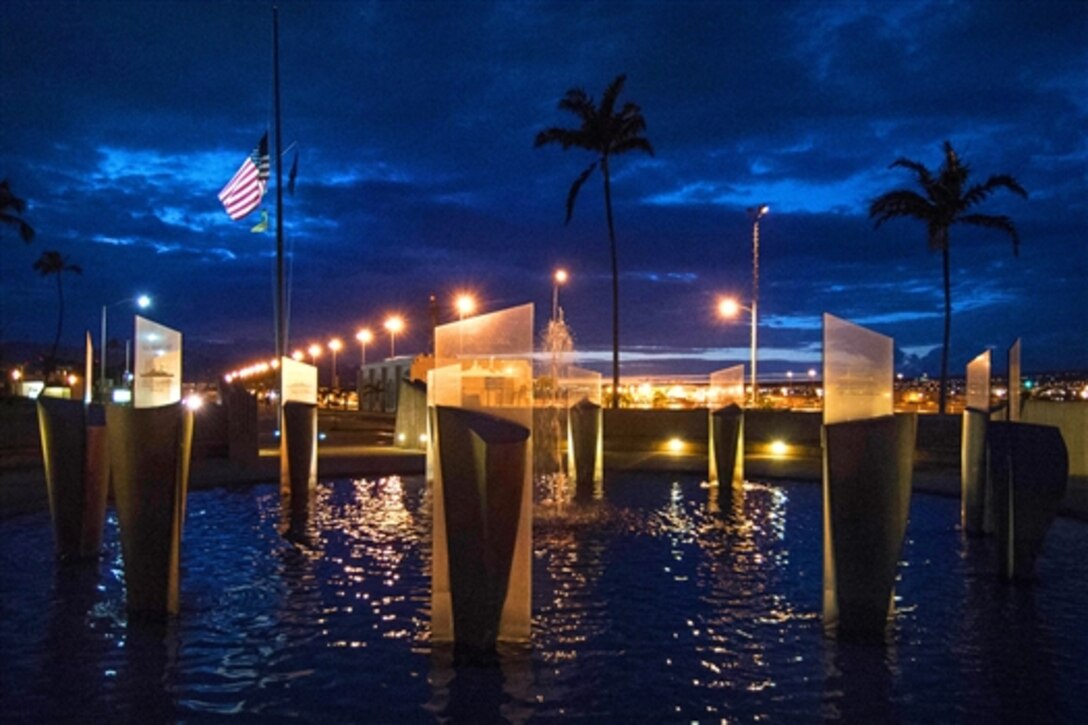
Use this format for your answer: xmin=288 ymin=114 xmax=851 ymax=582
xmin=219 ymin=133 xmax=269 ymax=221
xmin=250 ymin=209 xmax=269 ymax=233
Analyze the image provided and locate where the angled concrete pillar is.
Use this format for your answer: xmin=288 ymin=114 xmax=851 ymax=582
xmin=433 ymin=405 xmax=531 ymax=651
xmin=222 ymin=381 xmax=258 ymax=465
xmin=710 ymin=403 xmax=744 ymax=489
xmin=822 ymin=414 xmax=915 ymax=641
xmin=568 ymin=398 xmax=602 ymax=501
xmin=988 ymin=421 xmax=1068 ymax=581
xmin=107 ymin=402 xmax=194 ymax=617
xmin=36 ymin=397 xmax=109 ymax=561
xmin=280 ymin=401 xmax=317 ymax=510
xmin=961 ymin=408 xmax=990 ymax=536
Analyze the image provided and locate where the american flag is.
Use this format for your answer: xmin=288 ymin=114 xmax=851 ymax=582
xmin=218 ymin=133 xmax=269 ymax=220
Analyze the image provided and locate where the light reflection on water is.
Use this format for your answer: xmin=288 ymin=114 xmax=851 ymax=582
xmin=1 ymin=473 xmax=1086 ymax=722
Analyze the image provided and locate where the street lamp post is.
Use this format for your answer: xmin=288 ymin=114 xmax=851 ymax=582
xmin=747 ymin=204 xmax=769 ymax=406
xmin=100 ymin=294 xmax=151 ymax=401
xmin=384 ymin=316 xmax=404 ymax=358
xmin=355 ymin=328 xmax=373 ymax=366
xmin=717 ymin=296 xmax=759 ymax=407
xmin=328 ymin=338 xmax=343 ymax=389
xmin=307 ymin=343 xmax=322 ymax=367
xmin=552 ymin=268 xmax=568 ymax=321
xmin=454 ymin=295 xmax=475 ymax=357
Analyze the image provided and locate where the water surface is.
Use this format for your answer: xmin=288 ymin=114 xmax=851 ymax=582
xmin=1 ymin=474 xmax=1086 ymax=722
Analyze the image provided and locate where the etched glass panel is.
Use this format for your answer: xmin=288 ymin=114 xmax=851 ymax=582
xmin=822 ymin=314 xmax=893 ymax=425
xmin=708 ymin=364 xmax=745 ymax=409
xmin=965 ymin=350 xmax=991 ymax=412
xmin=280 ymin=357 xmax=317 ymax=404
xmin=434 ymin=303 xmax=534 ymax=428
xmin=133 ymin=316 xmax=181 ymax=408
xmin=560 ymin=365 xmax=602 ymax=408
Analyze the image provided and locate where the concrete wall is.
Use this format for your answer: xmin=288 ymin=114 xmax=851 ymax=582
xmin=1023 ymin=400 xmax=1087 ymax=477
xmin=599 ymin=408 xmax=964 ymax=472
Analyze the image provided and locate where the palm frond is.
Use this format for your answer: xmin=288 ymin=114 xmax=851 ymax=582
xmin=534 ymin=127 xmax=591 ymax=151
xmin=565 ymin=161 xmax=598 ymax=224
xmin=0 ymin=180 xmax=27 ymax=214
xmin=0 ymin=212 xmax=35 ymax=242
xmin=557 ymin=88 xmax=594 ymax=120
xmin=1 ymin=180 xmax=35 ymax=242
xmin=963 ymin=174 xmax=1028 ymax=207
xmin=600 ymin=74 xmax=627 ymax=118
xmin=957 ymin=213 xmax=1021 ymax=256
xmin=888 ymin=157 xmax=934 ymax=188
xmin=869 ymin=190 xmax=933 ymax=227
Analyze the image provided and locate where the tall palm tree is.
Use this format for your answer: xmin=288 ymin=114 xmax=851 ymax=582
xmin=1 ymin=179 xmax=35 ymax=243
xmin=870 ymin=141 xmax=1026 ymax=414
xmin=33 ymin=250 xmax=82 ymax=366
xmin=535 ymin=74 xmax=654 ymax=408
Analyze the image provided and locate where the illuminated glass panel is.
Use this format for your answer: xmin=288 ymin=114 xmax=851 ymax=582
xmin=822 ymin=314 xmax=893 ymax=425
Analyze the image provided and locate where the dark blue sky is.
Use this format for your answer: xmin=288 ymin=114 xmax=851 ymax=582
xmin=2 ymin=0 xmax=1085 ymax=379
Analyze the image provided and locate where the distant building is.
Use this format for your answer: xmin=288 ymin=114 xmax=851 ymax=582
xmin=356 ymin=354 xmax=433 ymax=412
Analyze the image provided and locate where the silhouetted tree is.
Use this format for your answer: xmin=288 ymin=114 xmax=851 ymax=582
xmin=870 ymin=141 xmax=1026 ymax=414
xmin=34 ymin=251 xmax=82 ymax=366
xmin=535 ymin=74 xmax=654 ymax=408
xmin=1 ymin=179 xmax=35 ymax=243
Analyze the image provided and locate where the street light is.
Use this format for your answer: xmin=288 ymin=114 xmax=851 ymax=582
xmin=307 ymin=343 xmax=322 ymax=366
xmin=747 ymin=204 xmax=769 ymax=406
xmin=384 ymin=315 xmax=405 ymax=358
xmin=100 ymin=294 xmax=151 ymax=401
xmin=717 ymin=296 xmax=758 ymax=407
xmin=455 ymin=294 xmax=476 ymax=321
xmin=291 ymin=349 xmax=305 ymax=361
xmin=355 ymin=328 xmax=373 ymax=366
xmin=552 ymin=268 xmax=568 ymax=320
xmin=328 ymin=337 xmax=343 ymax=389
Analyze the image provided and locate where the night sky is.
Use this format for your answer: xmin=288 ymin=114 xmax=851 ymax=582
xmin=2 ymin=0 xmax=1085 ymax=379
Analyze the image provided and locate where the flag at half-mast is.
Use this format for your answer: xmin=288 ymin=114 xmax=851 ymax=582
xmin=218 ymin=133 xmax=269 ymax=220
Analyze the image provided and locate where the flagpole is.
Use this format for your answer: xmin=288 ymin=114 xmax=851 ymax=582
xmin=273 ymin=6 xmax=286 ymax=365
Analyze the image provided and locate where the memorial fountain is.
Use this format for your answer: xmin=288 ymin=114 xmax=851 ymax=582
xmin=6 ymin=306 xmax=1082 ymax=720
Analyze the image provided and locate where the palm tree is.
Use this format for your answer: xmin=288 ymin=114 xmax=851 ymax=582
xmin=33 ymin=250 xmax=82 ymax=366
xmin=1 ymin=179 xmax=35 ymax=243
xmin=535 ymin=74 xmax=654 ymax=408
xmin=870 ymin=141 xmax=1026 ymax=414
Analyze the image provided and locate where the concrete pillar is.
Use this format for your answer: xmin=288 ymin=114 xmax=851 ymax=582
xmin=107 ymin=402 xmax=193 ymax=616
xmin=822 ymin=414 xmax=915 ymax=641
xmin=36 ymin=397 xmax=109 ymax=561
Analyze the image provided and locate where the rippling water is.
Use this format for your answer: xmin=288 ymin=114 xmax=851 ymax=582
xmin=1 ymin=474 xmax=1086 ymax=723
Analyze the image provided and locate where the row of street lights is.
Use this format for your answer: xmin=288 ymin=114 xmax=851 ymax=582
xmin=292 ymin=315 xmax=407 ymax=389
xmin=229 ymin=215 xmax=774 ymax=396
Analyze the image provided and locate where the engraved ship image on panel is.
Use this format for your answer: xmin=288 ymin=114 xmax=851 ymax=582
xmin=139 ymin=357 xmax=176 ymax=378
